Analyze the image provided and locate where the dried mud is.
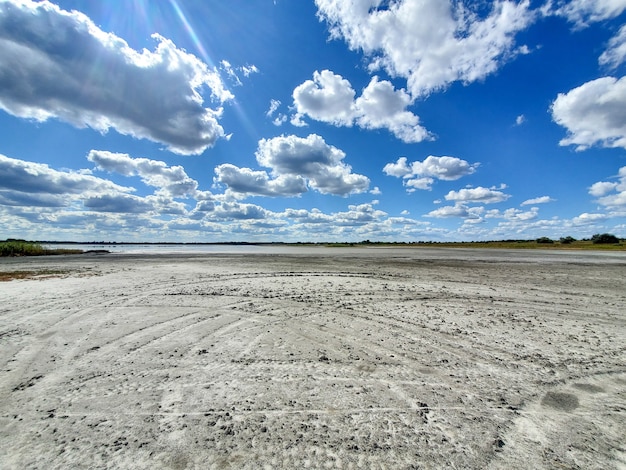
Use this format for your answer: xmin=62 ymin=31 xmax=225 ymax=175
xmin=1 ymin=248 xmax=625 ymax=469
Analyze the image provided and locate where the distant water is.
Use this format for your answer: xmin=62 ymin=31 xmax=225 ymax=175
xmin=43 ymin=243 xmax=308 ymax=255
xmin=42 ymin=243 xmax=626 ymax=263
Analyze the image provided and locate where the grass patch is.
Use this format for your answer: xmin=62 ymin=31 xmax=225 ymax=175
xmin=0 ymin=240 xmax=83 ymax=257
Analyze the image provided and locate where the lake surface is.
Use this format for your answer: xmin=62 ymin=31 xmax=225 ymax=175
xmin=42 ymin=243 xmax=626 ymax=264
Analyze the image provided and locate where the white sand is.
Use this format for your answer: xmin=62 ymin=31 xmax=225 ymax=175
xmin=1 ymin=248 xmax=625 ymax=469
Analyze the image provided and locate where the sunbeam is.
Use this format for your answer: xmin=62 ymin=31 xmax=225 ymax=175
xmin=167 ymin=0 xmax=215 ymax=69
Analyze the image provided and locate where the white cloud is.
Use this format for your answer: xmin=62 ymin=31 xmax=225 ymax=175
xmin=515 ymin=114 xmax=526 ymax=125
xmin=267 ymin=99 xmax=288 ymax=126
xmin=281 ymin=204 xmax=388 ymax=231
xmin=83 ymin=193 xmax=154 ymax=213
xmin=521 ymin=196 xmax=554 ymax=205
xmin=220 ymin=60 xmax=241 ymax=85
xmin=88 ymin=151 xmax=198 ymax=198
xmin=241 ymin=65 xmax=259 ymax=77
xmin=213 ymin=202 xmax=270 ymax=220
xmin=267 ymin=99 xmax=282 ymax=117
xmin=220 ymin=61 xmax=259 ymax=85
xmin=292 ymin=71 xmax=431 ymax=143
xmin=384 ymin=155 xmax=478 ymax=191
xmin=598 ymin=191 xmax=626 ymax=208
xmin=549 ymin=0 xmax=626 ymax=28
xmin=290 ymin=113 xmax=308 ymax=127
xmin=591 ymin=166 xmax=626 ymax=208
xmin=336 ymin=203 xmax=387 ymax=225
xmin=551 ymin=76 xmax=626 ymax=151
xmin=599 ymin=24 xmax=626 ymax=70
xmin=490 ymin=207 xmax=540 ymax=221
xmin=426 ymin=205 xmax=470 ymax=218
xmin=214 ymin=164 xmax=307 ymax=197
xmin=354 ymin=77 xmax=431 ymax=142
xmin=315 ymin=0 xmax=534 ymax=98
xmin=445 ymin=186 xmax=511 ymax=204
xmin=0 ymin=153 xmax=131 ymax=201
xmin=255 ymin=134 xmax=370 ymax=196
xmin=572 ymin=212 xmax=608 ymax=225
xmin=589 ymin=181 xmax=619 ymax=197
xmin=382 ymin=157 xmax=412 ymax=178
xmin=412 ymin=156 xmax=479 ymax=181
xmin=406 ymin=177 xmax=435 ymax=192
xmin=0 ymin=0 xmax=232 ymax=155
xmin=0 ymin=152 xmax=180 ymax=219
xmin=292 ymin=70 xmax=356 ymax=126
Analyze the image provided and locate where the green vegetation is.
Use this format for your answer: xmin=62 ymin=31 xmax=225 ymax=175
xmin=0 ymin=239 xmax=83 ymax=257
xmin=321 ymin=237 xmax=625 ymax=250
xmin=591 ymin=233 xmax=620 ymax=244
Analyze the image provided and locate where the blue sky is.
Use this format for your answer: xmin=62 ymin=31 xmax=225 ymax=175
xmin=1 ymin=0 xmax=626 ymax=242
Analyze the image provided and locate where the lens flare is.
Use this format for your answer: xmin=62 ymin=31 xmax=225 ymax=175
xmin=168 ymin=0 xmax=214 ymax=69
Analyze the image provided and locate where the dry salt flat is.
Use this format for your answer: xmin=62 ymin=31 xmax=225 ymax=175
xmin=0 ymin=247 xmax=625 ymax=469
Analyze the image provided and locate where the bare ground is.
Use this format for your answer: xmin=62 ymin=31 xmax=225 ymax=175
xmin=0 ymin=248 xmax=625 ymax=469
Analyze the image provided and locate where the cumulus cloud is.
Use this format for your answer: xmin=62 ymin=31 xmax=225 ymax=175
xmin=88 ymin=151 xmax=198 ymax=197
xmin=292 ymin=71 xmax=431 ymax=143
xmin=487 ymin=207 xmax=539 ymax=221
xmin=426 ymin=205 xmax=471 ymax=218
xmin=315 ymin=0 xmax=533 ymax=98
xmin=292 ymin=70 xmax=356 ymax=126
xmin=521 ymin=196 xmax=554 ymax=205
xmin=444 ymin=186 xmax=510 ymax=204
xmin=572 ymin=212 xmax=609 ymax=225
xmin=551 ymin=76 xmax=626 ymax=151
xmin=213 ymin=202 xmax=269 ymax=220
xmin=384 ymin=156 xmax=478 ymax=191
xmin=282 ymin=203 xmax=387 ymax=229
xmin=549 ymin=0 xmax=626 ymax=28
xmin=254 ymin=134 xmax=370 ymax=196
xmin=214 ymin=164 xmax=307 ymax=197
xmin=589 ymin=181 xmax=619 ymax=197
xmin=0 ymin=0 xmax=232 ymax=155
xmin=354 ymin=77 xmax=431 ymax=142
xmin=0 ymin=153 xmax=131 ymax=200
xmin=599 ymin=24 xmax=626 ymax=70
xmin=83 ymin=194 xmax=154 ymax=213
xmin=382 ymin=157 xmax=412 ymax=178
xmin=0 ymin=152 xmax=173 ymax=217
xmin=426 ymin=204 xmax=486 ymax=222
xmin=590 ymin=166 xmax=626 ymax=208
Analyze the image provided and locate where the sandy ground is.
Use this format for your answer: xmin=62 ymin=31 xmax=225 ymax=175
xmin=0 ymin=247 xmax=625 ymax=469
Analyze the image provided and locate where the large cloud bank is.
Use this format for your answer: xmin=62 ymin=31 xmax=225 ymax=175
xmin=0 ymin=0 xmax=232 ymax=155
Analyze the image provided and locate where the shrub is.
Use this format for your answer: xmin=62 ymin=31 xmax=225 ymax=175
xmin=0 ymin=240 xmax=46 ymax=257
xmin=559 ymin=236 xmax=576 ymax=244
xmin=536 ymin=237 xmax=554 ymax=244
xmin=591 ymin=233 xmax=620 ymax=244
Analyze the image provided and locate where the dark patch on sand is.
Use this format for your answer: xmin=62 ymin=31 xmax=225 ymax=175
xmin=572 ymin=383 xmax=605 ymax=394
xmin=541 ymin=392 xmax=579 ymax=412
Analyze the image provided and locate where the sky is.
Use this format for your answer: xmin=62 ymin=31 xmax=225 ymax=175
xmin=1 ymin=0 xmax=626 ymax=243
